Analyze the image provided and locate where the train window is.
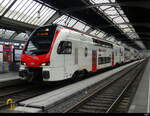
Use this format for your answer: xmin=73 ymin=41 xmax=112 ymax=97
xmin=101 ymin=57 xmax=103 ymax=64
xmin=105 ymin=57 xmax=107 ymax=63
xmin=85 ymin=47 xmax=88 ymax=57
xmin=98 ymin=57 xmax=111 ymax=65
xmin=98 ymin=57 xmax=101 ymax=65
xmin=106 ymin=57 xmax=111 ymax=63
xmin=104 ymin=57 xmax=107 ymax=63
xmin=57 ymin=41 xmax=72 ymax=54
xmin=103 ymin=57 xmax=106 ymax=64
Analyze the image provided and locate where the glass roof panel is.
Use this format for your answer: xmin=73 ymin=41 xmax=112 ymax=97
xmin=53 ymin=15 xmax=90 ymax=32
xmin=4 ymin=0 xmax=56 ymax=26
xmin=53 ymin=15 xmax=68 ymax=25
xmin=100 ymin=6 xmax=111 ymax=10
xmin=28 ymin=6 xmax=49 ymax=24
xmin=0 ymin=0 xmax=14 ymax=16
xmin=13 ymin=1 xmax=32 ymax=20
xmin=90 ymin=30 xmax=97 ymax=35
xmin=97 ymin=32 xmax=105 ymax=38
xmin=123 ymin=17 xmax=129 ymax=22
xmin=110 ymin=0 xmax=115 ymax=2
xmin=123 ymin=28 xmax=131 ymax=32
xmin=90 ymin=29 xmax=106 ymax=39
xmin=0 ymin=29 xmax=15 ymax=39
xmin=113 ymin=17 xmax=125 ymax=24
xmin=6 ymin=0 xmax=23 ymax=19
xmin=53 ymin=15 xmax=77 ymax=27
xmin=35 ymin=9 xmax=52 ymax=25
xmin=73 ymin=21 xmax=90 ymax=32
xmin=106 ymin=36 xmax=115 ymax=41
xmin=92 ymin=0 xmax=109 ymax=3
xmin=34 ymin=8 xmax=56 ymax=26
xmin=20 ymin=2 xmax=40 ymax=23
xmin=14 ymin=33 xmax=28 ymax=41
xmin=119 ymin=25 xmax=128 ymax=29
xmin=12 ymin=2 xmax=38 ymax=21
xmin=104 ymin=7 xmax=118 ymax=15
xmin=89 ymin=0 xmax=140 ymax=40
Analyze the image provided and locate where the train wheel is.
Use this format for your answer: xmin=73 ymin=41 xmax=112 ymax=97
xmin=83 ymin=69 xmax=88 ymax=77
xmin=70 ymin=71 xmax=80 ymax=82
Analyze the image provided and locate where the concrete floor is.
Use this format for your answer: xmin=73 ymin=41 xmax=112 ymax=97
xmin=129 ymin=59 xmax=150 ymax=113
xmin=0 ymin=72 xmax=19 ymax=82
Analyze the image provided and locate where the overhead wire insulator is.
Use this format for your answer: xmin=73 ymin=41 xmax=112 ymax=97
xmin=37 ymin=3 xmax=44 ymax=19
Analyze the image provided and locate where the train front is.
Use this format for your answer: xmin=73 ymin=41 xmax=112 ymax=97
xmin=19 ymin=25 xmax=57 ymax=82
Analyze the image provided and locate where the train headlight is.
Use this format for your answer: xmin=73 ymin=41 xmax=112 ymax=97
xmin=21 ymin=61 xmax=26 ymax=66
xmin=41 ymin=62 xmax=50 ymax=66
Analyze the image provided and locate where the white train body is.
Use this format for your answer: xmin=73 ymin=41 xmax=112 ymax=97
xmin=19 ymin=25 xmax=135 ymax=82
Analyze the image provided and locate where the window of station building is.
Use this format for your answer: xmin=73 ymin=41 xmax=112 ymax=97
xmin=57 ymin=41 xmax=72 ymax=54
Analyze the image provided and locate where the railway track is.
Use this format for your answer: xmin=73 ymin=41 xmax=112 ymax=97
xmin=63 ymin=60 xmax=147 ymax=113
xmin=0 ymin=79 xmax=27 ymax=89
xmin=0 ymin=60 xmax=143 ymax=112
xmin=0 ymin=81 xmax=72 ymax=111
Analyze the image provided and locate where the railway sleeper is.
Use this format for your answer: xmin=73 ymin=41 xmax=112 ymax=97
xmin=77 ymin=108 xmax=103 ymax=113
xmin=117 ymin=105 xmax=129 ymax=109
xmin=98 ymin=96 xmax=117 ymax=99
xmin=86 ymin=102 xmax=111 ymax=107
xmin=115 ymin=108 xmax=127 ymax=113
xmin=93 ymin=97 xmax=115 ymax=102
xmin=78 ymin=106 xmax=107 ymax=112
xmin=91 ymin=99 xmax=113 ymax=104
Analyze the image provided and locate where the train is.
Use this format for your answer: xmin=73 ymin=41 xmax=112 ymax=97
xmin=19 ymin=24 xmax=142 ymax=82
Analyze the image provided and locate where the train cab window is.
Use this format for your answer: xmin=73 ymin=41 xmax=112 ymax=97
xmin=57 ymin=41 xmax=72 ymax=54
xmin=24 ymin=25 xmax=57 ymax=56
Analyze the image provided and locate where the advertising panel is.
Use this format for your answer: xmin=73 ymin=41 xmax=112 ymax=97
xmin=3 ymin=45 xmax=13 ymax=64
xmin=0 ymin=45 xmax=3 ymax=62
xmin=14 ymin=49 xmax=22 ymax=62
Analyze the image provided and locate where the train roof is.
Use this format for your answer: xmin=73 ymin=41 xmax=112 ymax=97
xmin=37 ymin=24 xmax=121 ymax=47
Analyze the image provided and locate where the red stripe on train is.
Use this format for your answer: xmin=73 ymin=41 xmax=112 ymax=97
xmin=49 ymin=29 xmax=61 ymax=60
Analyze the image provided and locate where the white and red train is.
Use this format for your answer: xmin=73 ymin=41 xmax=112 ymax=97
xmin=19 ymin=24 xmax=140 ymax=82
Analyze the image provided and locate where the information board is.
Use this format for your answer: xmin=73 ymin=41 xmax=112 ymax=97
xmin=0 ymin=45 xmax=3 ymax=62
xmin=14 ymin=49 xmax=22 ymax=62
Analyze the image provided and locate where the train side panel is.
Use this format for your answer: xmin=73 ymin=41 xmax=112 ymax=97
xmin=19 ymin=25 xmax=140 ymax=82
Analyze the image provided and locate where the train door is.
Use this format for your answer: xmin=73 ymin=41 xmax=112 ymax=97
xmin=112 ymin=51 xmax=115 ymax=66
xmin=64 ymin=41 xmax=73 ymax=79
xmin=74 ymin=48 xmax=78 ymax=66
xmin=92 ymin=50 xmax=97 ymax=72
xmin=57 ymin=41 xmax=72 ymax=79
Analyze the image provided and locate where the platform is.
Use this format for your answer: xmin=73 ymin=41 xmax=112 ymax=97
xmin=129 ymin=59 xmax=150 ymax=113
xmin=14 ymin=60 xmax=142 ymax=113
xmin=0 ymin=72 xmax=19 ymax=82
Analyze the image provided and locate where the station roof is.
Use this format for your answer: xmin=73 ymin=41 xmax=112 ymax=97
xmin=0 ymin=0 xmax=148 ymax=50
xmin=116 ymin=0 xmax=150 ymax=50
